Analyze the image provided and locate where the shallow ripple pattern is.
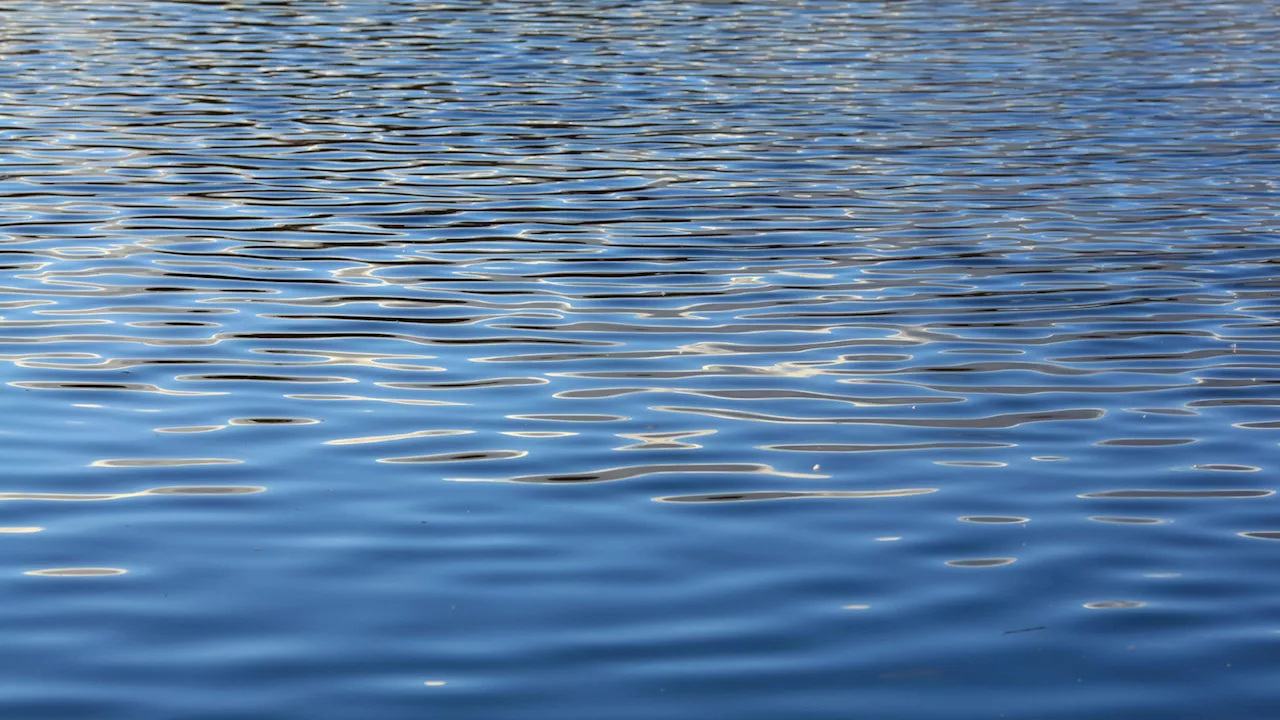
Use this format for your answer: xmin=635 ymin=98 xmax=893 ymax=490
xmin=1 ymin=1 xmax=1279 ymax=718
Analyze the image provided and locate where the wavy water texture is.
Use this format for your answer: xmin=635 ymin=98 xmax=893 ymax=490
xmin=0 ymin=1 xmax=1278 ymax=719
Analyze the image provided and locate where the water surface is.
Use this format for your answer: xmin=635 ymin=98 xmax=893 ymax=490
xmin=1 ymin=1 xmax=1279 ymax=718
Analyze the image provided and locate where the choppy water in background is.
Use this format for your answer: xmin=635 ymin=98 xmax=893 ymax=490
xmin=1 ymin=0 xmax=1278 ymax=717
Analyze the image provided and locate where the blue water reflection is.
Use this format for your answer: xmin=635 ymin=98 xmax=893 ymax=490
xmin=1 ymin=0 xmax=1278 ymax=717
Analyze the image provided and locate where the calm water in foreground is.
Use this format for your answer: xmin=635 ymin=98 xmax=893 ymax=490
xmin=1 ymin=1 xmax=1279 ymax=718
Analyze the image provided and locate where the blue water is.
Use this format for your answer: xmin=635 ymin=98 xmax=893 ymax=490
xmin=2 ymin=1 xmax=1279 ymax=717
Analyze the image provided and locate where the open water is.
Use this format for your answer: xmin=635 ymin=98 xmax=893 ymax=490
xmin=1 ymin=1 xmax=1279 ymax=718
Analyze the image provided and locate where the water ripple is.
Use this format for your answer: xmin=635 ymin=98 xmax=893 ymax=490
xmin=1 ymin=0 xmax=1278 ymax=717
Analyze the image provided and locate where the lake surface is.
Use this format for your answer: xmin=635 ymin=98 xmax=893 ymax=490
xmin=1 ymin=1 xmax=1278 ymax=717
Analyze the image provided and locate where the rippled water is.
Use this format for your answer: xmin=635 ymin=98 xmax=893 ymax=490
xmin=2 ymin=1 xmax=1279 ymax=717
